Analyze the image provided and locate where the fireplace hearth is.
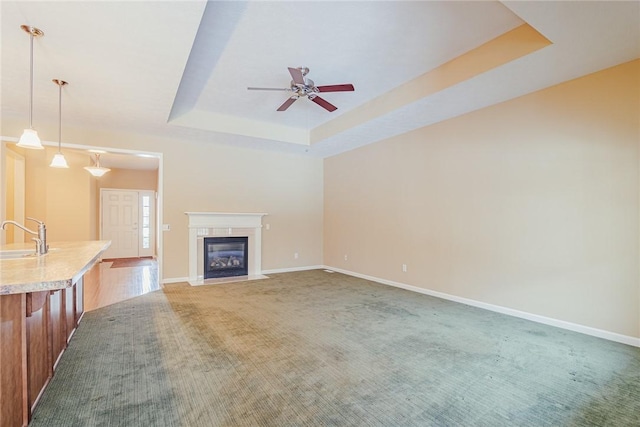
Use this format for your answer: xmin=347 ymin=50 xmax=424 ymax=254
xmin=204 ymin=237 xmax=249 ymax=279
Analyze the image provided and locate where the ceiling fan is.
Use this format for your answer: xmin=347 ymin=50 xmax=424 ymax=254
xmin=248 ymin=67 xmax=354 ymax=112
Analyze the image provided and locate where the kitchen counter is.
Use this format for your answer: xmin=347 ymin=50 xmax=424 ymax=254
xmin=0 ymin=239 xmax=111 ymax=427
xmin=0 ymin=240 xmax=110 ymax=294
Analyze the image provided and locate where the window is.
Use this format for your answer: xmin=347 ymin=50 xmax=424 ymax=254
xmin=141 ymin=195 xmax=151 ymax=249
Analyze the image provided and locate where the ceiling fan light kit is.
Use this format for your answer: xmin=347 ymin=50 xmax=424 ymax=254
xmin=248 ymin=67 xmax=354 ymax=112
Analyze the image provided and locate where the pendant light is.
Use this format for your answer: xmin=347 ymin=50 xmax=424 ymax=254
xmin=17 ymin=25 xmax=45 ymax=150
xmin=84 ymin=153 xmax=111 ymax=177
xmin=50 ymin=79 xmax=69 ymax=168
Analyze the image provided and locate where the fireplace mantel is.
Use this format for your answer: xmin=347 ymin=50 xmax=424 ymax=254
xmin=185 ymin=212 xmax=267 ymax=285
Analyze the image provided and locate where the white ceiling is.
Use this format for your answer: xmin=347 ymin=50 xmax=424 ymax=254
xmin=1 ymin=1 xmax=639 ymax=168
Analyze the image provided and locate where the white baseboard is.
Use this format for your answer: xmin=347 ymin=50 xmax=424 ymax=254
xmin=162 ymin=276 xmax=189 ymax=284
xmin=324 ymin=266 xmax=640 ymax=348
xmin=262 ymin=265 xmax=324 ymax=274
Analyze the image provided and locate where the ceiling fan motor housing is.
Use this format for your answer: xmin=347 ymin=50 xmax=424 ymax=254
xmin=290 ymin=77 xmax=318 ymax=96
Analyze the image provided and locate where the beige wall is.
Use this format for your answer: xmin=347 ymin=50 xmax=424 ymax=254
xmin=3 ymin=149 xmax=16 ymax=243
xmin=324 ymin=60 xmax=640 ymax=338
xmin=88 ymin=175 xmax=97 ymax=240
xmin=0 ymin=126 xmax=324 ymax=280
xmin=161 ymin=141 xmax=323 ymax=278
xmin=97 ymin=168 xmax=158 ymax=191
xmin=0 ymin=142 xmax=4 ymax=245
xmin=16 ymin=146 xmax=94 ymax=242
xmin=4 ymin=151 xmax=159 ymax=248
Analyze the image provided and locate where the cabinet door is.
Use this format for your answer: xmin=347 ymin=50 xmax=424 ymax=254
xmin=49 ymin=290 xmax=66 ymax=369
xmin=65 ymin=287 xmax=76 ymax=342
xmin=75 ymin=277 xmax=84 ymax=323
xmin=0 ymin=293 xmax=27 ymax=427
xmin=26 ymin=292 xmax=52 ymax=413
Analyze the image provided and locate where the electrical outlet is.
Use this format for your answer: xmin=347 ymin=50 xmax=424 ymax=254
xmin=344 ymin=254 xmax=348 ymax=261
xmin=402 ymin=264 xmax=407 ymax=272
xmin=294 ymin=252 xmax=299 ymax=259
xmin=265 ymin=224 xmax=270 ymax=230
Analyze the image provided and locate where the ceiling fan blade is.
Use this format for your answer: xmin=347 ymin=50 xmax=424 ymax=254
xmin=316 ymin=84 xmax=355 ymax=93
xmin=288 ymin=67 xmax=305 ymax=85
xmin=277 ymin=96 xmax=298 ymax=111
xmin=310 ymin=95 xmax=337 ymax=112
xmin=248 ymin=87 xmax=291 ymax=91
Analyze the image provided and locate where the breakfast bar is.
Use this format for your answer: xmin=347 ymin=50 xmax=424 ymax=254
xmin=0 ymin=240 xmax=110 ymax=427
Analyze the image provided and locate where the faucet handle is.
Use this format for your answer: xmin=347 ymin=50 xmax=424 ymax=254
xmin=26 ymin=217 xmax=44 ymax=226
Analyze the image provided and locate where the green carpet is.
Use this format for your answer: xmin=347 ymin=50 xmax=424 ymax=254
xmin=30 ymin=270 xmax=640 ymax=426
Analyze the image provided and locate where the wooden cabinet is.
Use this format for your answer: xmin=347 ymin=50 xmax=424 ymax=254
xmin=75 ymin=276 xmax=84 ymax=323
xmin=65 ymin=287 xmax=76 ymax=342
xmin=0 ymin=293 xmax=27 ymax=427
xmin=0 ymin=279 xmax=84 ymax=427
xmin=26 ymin=291 xmax=51 ymax=414
xmin=50 ymin=290 xmax=65 ymax=368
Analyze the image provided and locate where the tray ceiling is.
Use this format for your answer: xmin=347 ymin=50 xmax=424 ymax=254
xmin=1 ymin=1 xmax=638 ymax=162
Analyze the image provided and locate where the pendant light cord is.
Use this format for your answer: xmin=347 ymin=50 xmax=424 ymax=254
xmin=58 ymin=82 xmax=62 ymax=152
xmin=28 ymin=32 xmax=34 ymax=129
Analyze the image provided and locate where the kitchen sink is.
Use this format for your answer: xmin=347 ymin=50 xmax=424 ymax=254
xmin=0 ymin=249 xmax=39 ymax=260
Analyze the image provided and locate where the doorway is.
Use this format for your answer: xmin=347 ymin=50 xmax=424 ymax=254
xmin=100 ymin=189 xmax=155 ymax=259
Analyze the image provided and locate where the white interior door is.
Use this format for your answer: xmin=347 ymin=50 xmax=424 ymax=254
xmin=101 ymin=190 xmax=139 ymax=258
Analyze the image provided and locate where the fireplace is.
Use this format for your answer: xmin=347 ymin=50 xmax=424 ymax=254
xmin=186 ymin=212 xmax=267 ymax=285
xmin=204 ymin=237 xmax=249 ymax=279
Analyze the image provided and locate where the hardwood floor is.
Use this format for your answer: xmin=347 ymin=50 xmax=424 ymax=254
xmin=83 ymin=258 xmax=160 ymax=311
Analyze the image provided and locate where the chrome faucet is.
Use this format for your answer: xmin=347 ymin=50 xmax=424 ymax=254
xmin=1 ymin=217 xmax=49 ymax=255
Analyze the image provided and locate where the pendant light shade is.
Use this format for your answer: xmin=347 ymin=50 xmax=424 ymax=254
xmin=50 ymin=79 xmax=69 ymax=168
xmin=50 ymin=153 xmax=68 ymax=168
xmin=84 ymin=153 xmax=111 ymax=177
xmin=17 ymin=129 xmax=42 ymax=149
xmin=17 ymin=25 xmax=44 ymax=150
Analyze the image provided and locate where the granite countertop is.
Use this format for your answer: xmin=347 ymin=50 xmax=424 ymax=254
xmin=0 ymin=240 xmax=111 ymax=295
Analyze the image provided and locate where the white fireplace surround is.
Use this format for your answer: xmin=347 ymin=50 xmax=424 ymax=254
xmin=185 ymin=212 xmax=267 ymax=285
